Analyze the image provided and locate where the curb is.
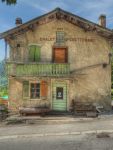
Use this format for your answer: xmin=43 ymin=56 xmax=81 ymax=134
xmin=0 ymin=130 xmax=113 ymax=140
xmin=6 ymin=117 xmax=95 ymax=122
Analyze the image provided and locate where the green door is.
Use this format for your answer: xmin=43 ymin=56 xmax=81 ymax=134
xmin=52 ymin=82 xmax=67 ymax=111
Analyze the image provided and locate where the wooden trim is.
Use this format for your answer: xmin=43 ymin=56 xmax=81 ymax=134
xmin=41 ymin=80 xmax=48 ymax=97
xmin=23 ymin=81 xmax=29 ymax=98
xmin=65 ymin=48 xmax=68 ymax=63
xmin=1 ymin=8 xmax=112 ymax=40
xmin=52 ymin=82 xmax=67 ymax=111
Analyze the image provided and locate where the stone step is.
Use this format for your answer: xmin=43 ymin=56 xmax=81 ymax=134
xmin=47 ymin=111 xmax=72 ymax=116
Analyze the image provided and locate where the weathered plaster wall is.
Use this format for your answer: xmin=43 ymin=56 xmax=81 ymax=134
xmin=8 ymin=20 xmax=111 ymax=111
xmin=8 ymin=78 xmax=23 ymax=112
xmin=8 ymin=77 xmax=51 ymax=111
xmin=69 ymin=66 xmax=111 ymax=110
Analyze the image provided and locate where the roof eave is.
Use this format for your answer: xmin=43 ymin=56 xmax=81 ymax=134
xmin=0 ymin=7 xmax=113 ymax=39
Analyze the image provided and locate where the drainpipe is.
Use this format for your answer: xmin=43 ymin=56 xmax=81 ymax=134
xmin=4 ymin=39 xmax=7 ymax=61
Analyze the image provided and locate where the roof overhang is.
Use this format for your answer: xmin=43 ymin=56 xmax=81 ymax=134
xmin=0 ymin=8 xmax=113 ymax=40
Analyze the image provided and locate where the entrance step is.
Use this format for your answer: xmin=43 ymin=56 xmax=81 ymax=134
xmin=47 ymin=111 xmax=72 ymax=116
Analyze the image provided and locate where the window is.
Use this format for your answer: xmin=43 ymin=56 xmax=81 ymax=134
xmin=30 ymin=83 xmax=40 ymax=99
xmin=56 ymin=87 xmax=63 ymax=99
xmin=23 ymin=81 xmax=48 ymax=100
xmin=53 ymin=48 xmax=67 ymax=63
xmin=56 ymin=31 xmax=65 ymax=43
xmin=29 ymin=45 xmax=40 ymax=62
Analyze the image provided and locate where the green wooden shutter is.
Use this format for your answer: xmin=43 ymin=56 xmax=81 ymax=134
xmin=29 ymin=45 xmax=41 ymax=62
xmin=23 ymin=81 xmax=29 ymax=99
xmin=29 ymin=45 xmax=35 ymax=62
xmin=35 ymin=46 xmax=40 ymax=62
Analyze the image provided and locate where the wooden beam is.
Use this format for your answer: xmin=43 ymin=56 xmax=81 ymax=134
xmin=28 ymin=24 xmax=35 ymax=32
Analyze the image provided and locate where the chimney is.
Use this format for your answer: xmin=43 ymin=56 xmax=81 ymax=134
xmin=15 ymin=18 xmax=22 ymax=26
xmin=99 ymin=14 xmax=106 ymax=27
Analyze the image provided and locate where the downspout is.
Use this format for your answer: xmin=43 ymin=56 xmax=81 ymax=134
xmin=4 ymin=39 xmax=7 ymax=61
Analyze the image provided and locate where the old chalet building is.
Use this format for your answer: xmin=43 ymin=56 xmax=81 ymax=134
xmin=0 ymin=8 xmax=113 ymax=113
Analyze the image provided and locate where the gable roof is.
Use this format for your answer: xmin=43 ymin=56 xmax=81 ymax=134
xmin=0 ymin=7 xmax=113 ymax=39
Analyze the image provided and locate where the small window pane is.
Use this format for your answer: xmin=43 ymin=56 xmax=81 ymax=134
xmin=56 ymin=32 xmax=65 ymax=43
xmin=56 ymin=87 xmax=63 ymax=99
xmin=30 ymin=83 xmax=40 ymax=99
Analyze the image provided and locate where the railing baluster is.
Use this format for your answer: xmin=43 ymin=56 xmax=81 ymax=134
xmin=56 ymin=64 xmax=57 ymax=75
xmin=50 ymin=64 xmax=52 ymax=75
xmin=6 ymin=62 xmax=70 ymax=76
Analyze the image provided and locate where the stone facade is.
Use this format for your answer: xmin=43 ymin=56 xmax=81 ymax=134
xmin=1 ymin=9 xmax=112 ymax=112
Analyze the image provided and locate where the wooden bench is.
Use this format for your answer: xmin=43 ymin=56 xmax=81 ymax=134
xmin=19 ymin=107 xmax=50 ymax=116
xmin=71 ymin=101 xmax=98 ymax=117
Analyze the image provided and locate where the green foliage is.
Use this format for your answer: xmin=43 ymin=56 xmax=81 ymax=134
xmin=0 ymin=87 xmax=8 ymax=97
xmin=1 ymin=0 xmax=17 ymax=5
xmin=0 ymin=60 xmax=8 ymax=97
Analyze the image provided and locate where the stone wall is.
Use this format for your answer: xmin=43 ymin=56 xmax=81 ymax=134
xmin=8 ymin=77 xmax=51 ymax=112
xmin=8 ymin=19 xmax=111 ymax=111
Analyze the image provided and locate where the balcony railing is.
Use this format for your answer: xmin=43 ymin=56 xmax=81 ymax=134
xmin=6 ymin=62 xmax=70 ymax=77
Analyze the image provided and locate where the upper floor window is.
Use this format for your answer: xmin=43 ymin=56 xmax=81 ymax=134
xmin=56 ymin=31 xmax=65 ymax=43
xmin=28 ymin=45 xmax=41 ymax=62
xmin=53 ymin=48 xmax=68 ymax=63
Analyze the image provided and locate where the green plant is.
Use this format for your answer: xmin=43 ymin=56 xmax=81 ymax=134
xmin=1 ymin=0 xmax=17 ymax=5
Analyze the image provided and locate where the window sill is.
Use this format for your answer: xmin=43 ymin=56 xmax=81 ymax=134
xmin=30 ymin=98 xmax=41 ymax=101
xmin=30 ymin=97 xmax=47 ymax=101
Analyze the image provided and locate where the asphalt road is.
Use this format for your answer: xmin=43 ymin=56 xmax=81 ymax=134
xmin=1 ymin=116 xmax=113 ymax=137
xmin=0 ymin=134 xmax=113 ymax=150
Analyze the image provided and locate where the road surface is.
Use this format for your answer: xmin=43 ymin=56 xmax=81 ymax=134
xmin=0 ymin=133 xmax=113 ymax=150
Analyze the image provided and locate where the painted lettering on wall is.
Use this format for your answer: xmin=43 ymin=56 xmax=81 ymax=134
xmin=40 ymin=37 xmax=95 ymax=42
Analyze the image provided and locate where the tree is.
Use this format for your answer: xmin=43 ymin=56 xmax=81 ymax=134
xmin=1 ymin=0 xmax=17 ymax=5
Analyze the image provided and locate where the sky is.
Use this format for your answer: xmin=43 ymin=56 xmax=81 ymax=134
xmin=0 ymin=0 xmax=113 ymax=61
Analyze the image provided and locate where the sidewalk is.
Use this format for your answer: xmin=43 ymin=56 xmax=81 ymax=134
xmin=5 ymin=114 xmax=95 ymax=124
xmin=0 ymin=114 xmax=113 ymax=139
xmin=3 ymin=111 xmax=113 ymax=125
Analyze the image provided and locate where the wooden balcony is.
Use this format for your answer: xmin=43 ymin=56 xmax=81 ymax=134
xmin=6 ymin=62 xmax=70 ymax=77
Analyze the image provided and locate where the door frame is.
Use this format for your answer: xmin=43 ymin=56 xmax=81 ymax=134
xmin=52 ymin=81 xmax=68 ymax=111
xmin=52 ymin=46 xmax=68 ymax=63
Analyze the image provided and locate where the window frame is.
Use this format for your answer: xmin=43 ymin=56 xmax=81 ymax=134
xmin=56 ymin=87 xmax=64 ymax=100
xmin=56 ymin=31 xmax=65 ymax=43
xmin=29 ymin=81 xmax=41 ymax=100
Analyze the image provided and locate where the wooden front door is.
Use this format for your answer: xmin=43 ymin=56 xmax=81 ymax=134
xmin=52 ymin=82 xmax=67 ymax=111
xmin=53 ymin=48 xmax=67 ymax=63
